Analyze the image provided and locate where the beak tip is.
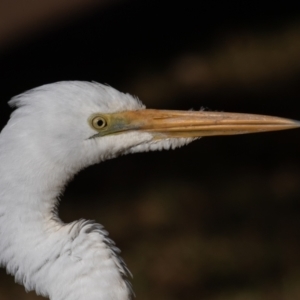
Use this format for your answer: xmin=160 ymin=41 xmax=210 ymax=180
xmin=290 ymin=119 xmax=300 ymax=128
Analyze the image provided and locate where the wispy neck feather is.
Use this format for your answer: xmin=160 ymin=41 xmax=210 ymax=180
xmin=0 ymin=127 xmax=132 ymax=300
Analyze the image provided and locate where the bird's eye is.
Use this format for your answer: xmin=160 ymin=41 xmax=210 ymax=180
xmin=91 ymin=116 xmax=107 ymax=130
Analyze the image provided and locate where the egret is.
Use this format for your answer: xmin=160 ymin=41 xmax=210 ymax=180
xmin=0 ymin=81 xmax=298 ymax=300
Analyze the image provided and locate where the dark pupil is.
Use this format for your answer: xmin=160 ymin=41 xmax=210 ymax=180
xmin=97 ymin=119 xmax=105 ymax=127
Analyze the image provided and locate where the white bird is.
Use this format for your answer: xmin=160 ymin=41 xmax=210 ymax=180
xmin=0 ymin=81 xmax=298 ymax=300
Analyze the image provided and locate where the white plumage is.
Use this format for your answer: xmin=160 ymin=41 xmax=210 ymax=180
xmin=0 ymin=81 xmax=298 ymax=300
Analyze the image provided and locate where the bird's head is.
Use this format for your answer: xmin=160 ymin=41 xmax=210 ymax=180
xmin=4 ymin=81 xmax=299 ymax=173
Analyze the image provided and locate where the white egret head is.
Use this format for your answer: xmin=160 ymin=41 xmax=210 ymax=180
xmin=5 ymin=81 xmax=298 ymax=173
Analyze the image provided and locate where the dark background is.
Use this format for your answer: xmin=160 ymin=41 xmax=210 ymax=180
xmin=1 ymin=1 xmax=300 ymax=299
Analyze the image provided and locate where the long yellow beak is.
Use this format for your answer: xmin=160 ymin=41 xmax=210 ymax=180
xmin=89 ymin=109 xmax=300 ymax=138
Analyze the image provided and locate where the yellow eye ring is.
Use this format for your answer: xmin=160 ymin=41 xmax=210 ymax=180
xmin=91 ymin=116 xmax=107 ymax=130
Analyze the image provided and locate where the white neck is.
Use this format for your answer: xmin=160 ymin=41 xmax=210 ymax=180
xmin=0 ymin=133 xmax=132 ymax=300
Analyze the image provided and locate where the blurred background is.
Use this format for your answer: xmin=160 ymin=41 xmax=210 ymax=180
xmin=1 ymin=1 xmax=300 ymax=299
